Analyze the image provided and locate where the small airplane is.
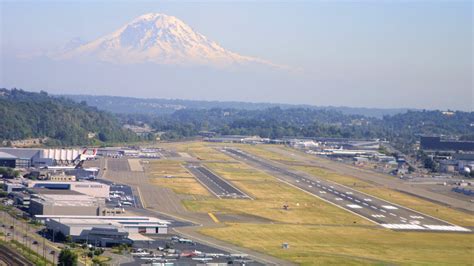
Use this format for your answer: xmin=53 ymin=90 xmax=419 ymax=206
xmin=130 ymin=251 xmax=150 ymax=257
xmin=229 ymin=254 xmax=249 ymax=259
xmin=192 ymin=257 xmax=213 ymax=262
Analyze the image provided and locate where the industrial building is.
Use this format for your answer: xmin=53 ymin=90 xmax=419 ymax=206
xmin=0 ymin=148 xmax=41 ymax=168
xmin=27 ymin=180 xmax=109 ymax=198
xmin=3 ymin=182 xmax=25 ymax=193
xmin=29 ymin=190 xmax=105 ymax=216
xmin=37 ymin=215 xmax=169 ymax=246
xmin=0 ymin=148 xmax=87 ymax=168
xmin=420 ymin=136 xmax=474 ymax=152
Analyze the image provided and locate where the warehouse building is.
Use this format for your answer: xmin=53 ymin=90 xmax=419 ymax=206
xmin=37 ymin=215 xmax=169 ymax=246
xmin=0 ymin=148 xmax=86 ymax=168
xmin=0 ymin=148 xmax=41 ymax=168
xmin=29 ymin=191 xmax=104 ymax=216
xmin=420 ymin=136 xmax=474 ymax=152
xmin=27 ymin=180 xmax=109 ymax=198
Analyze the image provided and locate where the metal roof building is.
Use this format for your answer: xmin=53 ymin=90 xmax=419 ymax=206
xmin=37 ymin=215 xmax=169 ymax=245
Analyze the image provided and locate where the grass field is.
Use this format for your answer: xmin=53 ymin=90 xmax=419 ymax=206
xmin=147 ymin=160 xmax=211 ymax=196
xmin=293 ymin=165 xmax=474 ymax=227
xmin=237 ymin=144 xmax=474 ymax=227
xmin=184 ymin=161 xmax=370 ymax=225
xmin=200 ymin=223 xmax=474 ymax=266
xmin=149 ymin=142 xmax=474 ymax=265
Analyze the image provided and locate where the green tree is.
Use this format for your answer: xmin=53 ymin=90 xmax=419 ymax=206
xmin=58 ymin=248 xmax=78 ymax=266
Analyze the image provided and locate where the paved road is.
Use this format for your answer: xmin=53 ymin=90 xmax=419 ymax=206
xmin=0 ymin=211 xmax=59 ymax=264
xmin=185 ymin=164 xmax=251 ymax=199
xmin=222 ymin=148 xmax=471 ymax=233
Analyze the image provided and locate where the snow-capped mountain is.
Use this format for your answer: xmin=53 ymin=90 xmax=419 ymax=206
xmin=57 ymin=13 xmax=279 ymax=68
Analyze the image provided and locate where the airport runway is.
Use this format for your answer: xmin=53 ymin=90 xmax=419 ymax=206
xmin=222 ymin=148 xmax=471 ymax=233
xmin=185 ymin=164 xmax=251 ymax=199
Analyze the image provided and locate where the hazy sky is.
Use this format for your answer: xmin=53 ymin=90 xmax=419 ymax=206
xmin=1 ymin=1 xmax=472 ymax=111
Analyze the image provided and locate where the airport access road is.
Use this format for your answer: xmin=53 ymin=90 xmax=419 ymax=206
xmin=222 ymin=148 xmax=471 ymax=233
xmin=185 ymin=164 xmax=252 ymax=200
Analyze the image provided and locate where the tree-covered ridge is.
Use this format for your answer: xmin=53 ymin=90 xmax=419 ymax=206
xmin=0 ymin=89 xmax=137 ymax=145
xmin=120 ymin=108 xmax=473 ymax=152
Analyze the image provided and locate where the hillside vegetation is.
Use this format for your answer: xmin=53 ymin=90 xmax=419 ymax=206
xmin=0 ymin=89 xmax=137 ymax=146
xmin=120 ymin=108 xmax=474 ymax=152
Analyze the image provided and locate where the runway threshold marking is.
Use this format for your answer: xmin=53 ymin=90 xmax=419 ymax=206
xmin=208 ymin=212 xmax=220 ymax=223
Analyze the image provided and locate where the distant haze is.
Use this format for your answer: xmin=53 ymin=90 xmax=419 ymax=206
xmin=0 ymin=1 xmax=472 ymax=111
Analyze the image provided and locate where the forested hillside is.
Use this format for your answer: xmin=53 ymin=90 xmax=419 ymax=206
xmin=119 ymin=108 xmax=474 ymax=152
xmin=0 ymin=89 xmax=137 ymax=146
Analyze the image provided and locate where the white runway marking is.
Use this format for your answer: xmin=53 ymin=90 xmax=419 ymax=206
xmin=308 ymin=185 xmax=312 ymax=188
xmin=346 ymin=192 xmax=353 ymax=195
xmin=364 ymin=198 xmax=372 ymax=202
xmin=371 ymin=214 xmax=385 ymax=218
xmin=389 ymin=213 xmax=397 ymax=216
xmin=423 ymin=225 xmax=471 ymax=232
xmin=347 ymin=204 xmax=362 ymax=209
xmin=335 ymin=198 xmax=343 ymax=201
xmin=380 ymin=209 xmax=387 ymax=213
xmin=319 ymin=191 xmax=326 ymax=194
xmin=410 ymin=215 xmax=424 ymax=219
xmin=382 ymin=205 xmax=398 ymax=210
xmin=382 ymin=224 xmax=425 ymax=230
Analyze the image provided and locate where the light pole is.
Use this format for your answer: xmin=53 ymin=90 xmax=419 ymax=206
xmin=32 ymin=241 xmax=39 ymax=263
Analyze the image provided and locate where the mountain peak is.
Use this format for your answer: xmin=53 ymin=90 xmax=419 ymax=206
xmin=56 ymin=13 xmax=282 ymax=68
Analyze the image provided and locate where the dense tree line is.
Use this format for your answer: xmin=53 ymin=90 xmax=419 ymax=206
xmin=119 ymin=108 xmax=473 ymax=152
xmin=0 ymin=89 xmax=138 ymax=146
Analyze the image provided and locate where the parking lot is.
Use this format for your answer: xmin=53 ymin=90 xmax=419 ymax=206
xmin=122 ymin=235 xmax=263 ymax=266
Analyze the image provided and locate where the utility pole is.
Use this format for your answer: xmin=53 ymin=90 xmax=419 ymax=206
xmin=43 ymin=229 xmax=46 ymax=260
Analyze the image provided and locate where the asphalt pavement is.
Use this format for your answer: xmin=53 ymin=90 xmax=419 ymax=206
xmin=185 ymin=164 xmax=251 ymax=199
xmin=222 ymin=148 xmax=471 ymax=233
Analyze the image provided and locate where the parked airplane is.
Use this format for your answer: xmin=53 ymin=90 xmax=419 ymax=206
xmin=131 ymin=251 xmax=151 ymax=257
xmin=192 ymin=258 xmax=213 ymax=262
xmin=42 ymin=148 xmax=98 ymax=171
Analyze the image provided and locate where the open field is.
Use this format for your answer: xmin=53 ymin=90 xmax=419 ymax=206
xmin=293 ymin=165 xmax=474 ymax=227
xmin=200 ymin=223 xmax=474 ymax=266
xmin=147 ymin=142 xmax=473 ymax=265
xmin=238 ymin=144 xmax=474 ymax=227
xmin=184 ymin=161 xmax=370 ymax=225
xmin=147 ymin=160 xmax=211 ymax=196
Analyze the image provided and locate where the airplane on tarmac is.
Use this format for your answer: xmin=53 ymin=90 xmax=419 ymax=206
xmin=42 ymin=148 xmax=99 ymax=172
